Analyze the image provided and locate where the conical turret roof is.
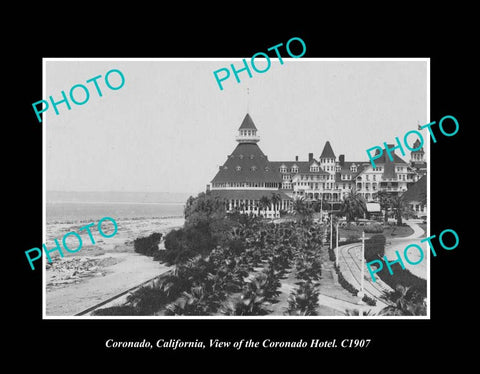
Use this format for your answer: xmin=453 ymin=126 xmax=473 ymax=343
xmin=320 ymin=141 xmax=336 ymax=159
xmin=238 ymin=113 xmax=257 ymax=130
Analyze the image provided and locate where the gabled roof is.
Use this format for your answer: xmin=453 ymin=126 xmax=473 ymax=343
xmin=335 ymin=161 xmax=368 ymax=182
xmin=411 ymin=139 xmax=424 ymax=153
xmin=373 ymin=147 xmax=408 ymax=165
xmin=320 ymin=141 xmax=336 ymax=159
xmin=402 ymin=175 xmax=426 ymax=203
xmin=211 ymin=143 xmax=281 ymax=183
xmin=270 ymin=161 xmax=329 ymax=175
xmin=238 ymin=113 xmax=257 ymax=130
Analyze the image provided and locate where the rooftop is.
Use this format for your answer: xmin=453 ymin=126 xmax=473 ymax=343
xmin=238 ymin=113 xmax=257 ymax=130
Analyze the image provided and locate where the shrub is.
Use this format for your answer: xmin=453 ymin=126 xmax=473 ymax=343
xmin=328 ymin=245 xmax=336 ymax=262
xmin=335 ymin=265 xmax=359 ymax=295
xmin=159 ymin=224 xmax=218 ymax=265
xmin=126 ymin=286 xmax=170 ymax=315
xmin=163 ymin=229 xmax=184 ymax=252
xmin=379 ymin=285 xmax=426 ymax=316
xmin=364 ymin=234 xmax=386 ymax=262
xmin=340 ymin=232 xmax=361 ymax=245
xmin=376 ymin=264 xmax=427 ymax=298
xmin=133 ymin=232 xmax=162 ymax=257
xmin=362 ymin=294 xmax=377 ymax=306
xmin=227 ymin=238 xmax=246 ymax=256
xmin=364 ymin=223 xmax=384 ymax=234
xmin=285 ymin=281 xmax=320 ymax=316
xmin=91 ymin=305 xmax=138 ymax=316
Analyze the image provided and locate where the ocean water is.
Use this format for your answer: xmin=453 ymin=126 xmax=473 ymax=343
xmin=46 ymin=202 xmax=185 ymax=223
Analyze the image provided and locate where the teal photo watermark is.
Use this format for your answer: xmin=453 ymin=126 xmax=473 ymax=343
xmin=32 ymin=68 xmax=125 ymax=123
xmin=25 ymin=216 xmax=118 ymax=270
xmin=366 ymin=115 xmax=459 ymax=168
xmin=213 ymin=37 xmax=307 ymax=91
xmin=366 ymin=228 xmax=459 ymax=282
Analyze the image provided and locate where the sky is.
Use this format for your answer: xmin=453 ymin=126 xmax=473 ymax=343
xmin=45 ymin=58 xmax=428 ymax=195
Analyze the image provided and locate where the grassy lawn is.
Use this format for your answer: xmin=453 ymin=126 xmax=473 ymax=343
xmin=339 ymin=224 xmax=414 ymax=240
xmin=417 ymin=223 xmax=427 ymax=235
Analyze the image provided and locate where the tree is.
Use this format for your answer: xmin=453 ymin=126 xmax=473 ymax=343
xmin=259 ymin=196 xmax=271 ymax=218
xmin=184 ymin=192 xmax=226 ymax=225
xmin=270 ymin=193 xmax=282 ymax=214
xmin=377 ymin=192 xmax=392 ymax=224
xmin=390 ymin=195 xmax=405 ymax=225
xmin=339 ymin=190 xmax=367 ymax=222
xmin=378 ymin=285 xmax=426 ymax=316
xmin=292 ymin=197 xmax=313 ymax=222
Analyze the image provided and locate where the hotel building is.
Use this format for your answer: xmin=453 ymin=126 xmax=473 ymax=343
xmin=208 ymin=114 xmax=426 ymax=218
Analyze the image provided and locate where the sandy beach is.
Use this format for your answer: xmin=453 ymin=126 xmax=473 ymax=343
xmin=45 ymin=216 xmax=184 ymax=316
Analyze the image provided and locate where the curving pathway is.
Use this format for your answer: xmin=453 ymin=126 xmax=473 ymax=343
xmin=384 ymin=220 xmax=427 ymax=280
xmin=336 ymin=219 xmax=427 ymax=313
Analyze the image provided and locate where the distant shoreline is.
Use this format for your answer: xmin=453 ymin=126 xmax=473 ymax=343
xmin=46 ymin=215 xmax=184 ymax=225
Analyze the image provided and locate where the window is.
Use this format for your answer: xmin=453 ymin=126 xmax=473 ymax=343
xmin=373 ymin=175 xmax=376 ymax=181
xmin=265 ymin=166 xmax=270 ymax=172
xmin=236 ymin=166 xmax=241 ymax=171
xmin=239 ymin=154 xmax=244 ymax=159
xmin=250 ymin=154 xmax=254 ymax=159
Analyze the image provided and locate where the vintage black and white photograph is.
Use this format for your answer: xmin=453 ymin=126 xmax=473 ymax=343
xmin=43 ymin=58 xmax=429 ymax=318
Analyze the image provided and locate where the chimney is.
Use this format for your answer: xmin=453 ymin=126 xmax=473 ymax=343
xmin=386 ymin=145 xmax=396 ymax=155
xmin=339 ymin=154 xmax=345 ymax=166
xmin=308 ymin=153 xmax=313 ymax=162
xmin=295 ymin=155 xmax=299 ymax=162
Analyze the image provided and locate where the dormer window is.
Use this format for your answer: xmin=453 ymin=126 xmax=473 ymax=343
xmin=265 ymin=166 xmax=270 ymax=172
xmin=239 ymin=154 xmax=244 ymax=159
xmin=251 ymin=166 xmax=257 ymax=172
xmin=236 ymin=166 xmax=241 ymax=171
xmin=291 ymin=164 xmax=299 ymax=173
xmin=310 ymin=162 xmax=319 ymax=172
xmin=250 ymin=154 xmax=254 ymax=159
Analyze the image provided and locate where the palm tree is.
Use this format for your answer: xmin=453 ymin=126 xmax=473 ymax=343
xmin=378 ymin=191 xmax=392 ymax=224
xmin=259 ymin=196 xmax=271 ymax=218
xmin=390 ymin=195 xmax=405 ymax=225
xmin=339 ymin=189 xmax=367 ymax=222
xmin=292 ymin=197 xmax=313 ymax=222
xmin=270 ymin=193 xmax=282 ymax=215
xmin=378 ymin=285 xmax=426 ymax=316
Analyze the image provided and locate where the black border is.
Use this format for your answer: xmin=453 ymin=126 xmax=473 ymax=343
xmin=15 ymin=25 xmax=470 ymax=362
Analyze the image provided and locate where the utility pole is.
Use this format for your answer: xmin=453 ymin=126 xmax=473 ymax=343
xmin=330 ymin=213 xmax=333 ymax=250
xmin=359 ymin=231 xmax=366 ymax=299
xmin=335 ymin=221 xmax=339 ymax=267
